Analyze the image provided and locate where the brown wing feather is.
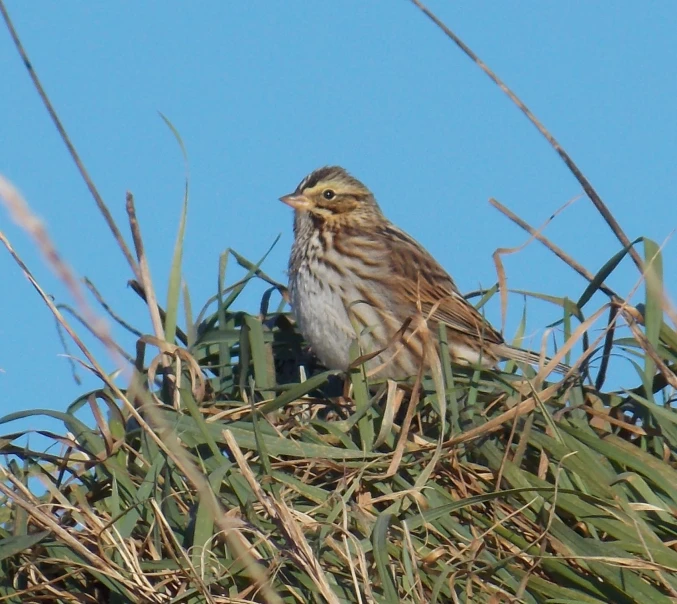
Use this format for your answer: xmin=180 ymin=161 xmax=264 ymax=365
xmin=379 ymin=224 xmax=504 ymax=346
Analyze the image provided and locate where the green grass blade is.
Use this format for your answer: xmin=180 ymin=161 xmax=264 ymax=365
xmin=159 ymin=112 xmax=190 ymax=344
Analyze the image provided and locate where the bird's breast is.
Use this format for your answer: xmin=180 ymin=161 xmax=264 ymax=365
xmin=289 ymin=251 xmax=356 ymax=371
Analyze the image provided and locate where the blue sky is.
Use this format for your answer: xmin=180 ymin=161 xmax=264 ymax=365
xmin=1 ymin=3 xmax=676 ymax=442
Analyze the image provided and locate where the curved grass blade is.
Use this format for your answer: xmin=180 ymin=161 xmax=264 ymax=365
xmin=643 ymin=238 xmax=663 ymax=392
xmin=158 ymin=112 xmax=190 ymax=345
xmin=578 ymin=239 xmax=642 ymax=309
xmin=372 ymin=513 xmax=399 ymax=603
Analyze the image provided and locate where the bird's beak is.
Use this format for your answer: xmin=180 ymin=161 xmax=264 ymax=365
xmin=279 ymin=193 xmax=312 ymax=210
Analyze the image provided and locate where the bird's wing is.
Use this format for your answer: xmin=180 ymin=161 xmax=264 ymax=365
xmin=379 ymin=224 xmax=504 ymax=345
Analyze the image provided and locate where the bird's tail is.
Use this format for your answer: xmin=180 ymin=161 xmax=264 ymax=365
xmin=496 ymin=344 xmax=570 ymax=375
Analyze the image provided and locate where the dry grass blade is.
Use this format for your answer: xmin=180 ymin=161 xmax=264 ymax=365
xmin=490 ymin=197 xmax=620 ymax=302
xmin=126 ymin=192 xmax=166 ymax=345
xmin=224 ymin=430 xmax=340 ymax=604
xmin=491 ymin=196 xmax=579 ymax=332
xmin=408 ymin=0 xmax=645 ymax=275
xmin=0 ymin=177 xmax=121 ymax=363
xmin=0 ymin=0 xmax=140 ymax=278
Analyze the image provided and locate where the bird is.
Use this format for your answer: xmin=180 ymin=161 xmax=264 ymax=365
xmin=280 ymin=166 xmax=567 ymax=380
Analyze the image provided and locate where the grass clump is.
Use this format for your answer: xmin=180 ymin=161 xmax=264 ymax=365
xmin=0 ymin=238 xmax=676 ymax=603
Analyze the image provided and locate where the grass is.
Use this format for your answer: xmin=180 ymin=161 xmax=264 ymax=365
xmin=1 ymin=2 xmax=676 ymax=602
xmin=0 ymin=233 xmax=675 ymax=603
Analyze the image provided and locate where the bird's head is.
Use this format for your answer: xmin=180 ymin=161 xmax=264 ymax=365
xmin=280 ymin=166 xmax=382 ymax=222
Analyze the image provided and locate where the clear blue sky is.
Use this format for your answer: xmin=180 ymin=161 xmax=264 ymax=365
xmin=1 ymin=3 xmax=676 ymax=441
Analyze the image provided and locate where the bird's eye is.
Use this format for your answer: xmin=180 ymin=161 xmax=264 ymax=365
xmin=322 ymin=189 xmax=335 ymax=200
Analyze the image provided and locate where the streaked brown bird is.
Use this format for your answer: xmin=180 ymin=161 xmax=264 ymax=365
xmin=281 ymin=166 xmax=565 ymax=380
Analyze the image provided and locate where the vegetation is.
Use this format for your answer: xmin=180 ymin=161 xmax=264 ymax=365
xmin=1 ymin=3 xmax=676 ymax=603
